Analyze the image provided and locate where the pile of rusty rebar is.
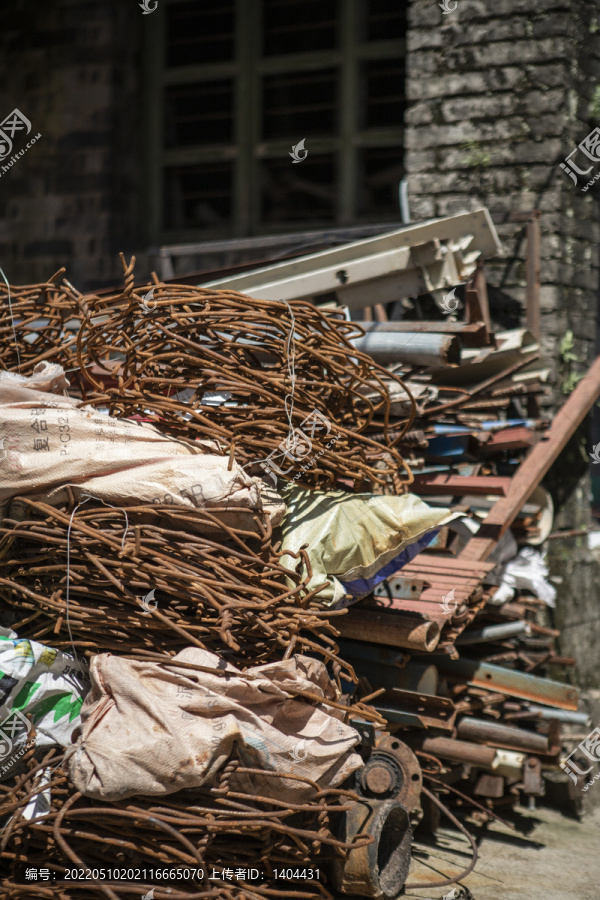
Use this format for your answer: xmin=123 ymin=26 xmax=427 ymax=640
xmin=0 ymin=270 xmax=80 ymax=375
xmin=0 ymin=497 xmax=360 ymax=676
xmin=67 ymin=256 xmax=415 ymax=493
xmin=0 ymin=497 xmax=384 ymax=899
xmin=0 ymin=267 xmax=407 ymax=900
xmin=1 ymin=748 xmax=371 ymax=900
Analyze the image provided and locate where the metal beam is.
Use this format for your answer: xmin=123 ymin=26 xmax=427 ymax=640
xmin=412 ymin=474 xmax=511 ymax=496
xmin=204 ymin=209 xmax=502 ymax=303
xmin=429 ymin=656 xmax=579 ymax=710
xmin=526 ymin=211 xmax=542 ymax=340
xmin=459 ymin=355 xmax=600 ymax=562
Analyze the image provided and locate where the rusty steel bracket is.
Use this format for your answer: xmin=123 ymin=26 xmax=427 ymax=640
xmin=522 ymin=756 xmax=545 ymax=797
xmin=374 ymin=688 xmax=457 ymax=731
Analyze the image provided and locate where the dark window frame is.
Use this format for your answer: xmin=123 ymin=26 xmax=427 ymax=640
xmin=142 ymin=0 xmax=406 ymax=243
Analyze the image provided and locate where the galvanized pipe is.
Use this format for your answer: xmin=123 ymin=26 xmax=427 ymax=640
xmin=456 ymin=620 xmax=531 ymax=645
xmin=350 ymin=331 xmax=461 ymax=367
xmin=524 ymin=705 xmax=591 ymax=726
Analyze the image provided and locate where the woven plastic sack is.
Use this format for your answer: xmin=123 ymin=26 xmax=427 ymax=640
xmin=0 ymin=628 xmax=89 ymax=781
xmin=279 ymin=485 xmax=458 ymax=606
xmin=0 ymin=364 xmax=284 ymax=532
xmin=67 ymin=648 xmax=362 ymax=802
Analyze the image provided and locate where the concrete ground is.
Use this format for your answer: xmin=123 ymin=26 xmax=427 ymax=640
xmin=404 ymin=804 xmax=600 ymax=900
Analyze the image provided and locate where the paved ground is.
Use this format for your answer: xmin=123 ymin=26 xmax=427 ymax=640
xmin=404 ymin=804 xmax=600 ymax=900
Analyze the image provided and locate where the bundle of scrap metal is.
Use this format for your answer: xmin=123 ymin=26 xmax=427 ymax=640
xmin=68 ymin=255 xmax=415 ymax=493
xmin=0 ymin=268 xmax=418 ymax=900
xmin=0 ymin=498 xmax=389 ymax=897
xmin=1 ymin=210 xmax=599 ymax=900
xmin=0 ymin=270 xmax=80 ymax=374
xmin=0 ymin=498 xmax=348 ymax=669
xmin=0 ymin=747 xmax=373 ymax=900
xmin=203 ymin=212 xmax=600 ymax=885
xmin=316 ymin=328 xmax=600 ymax=864
xmin=327 ymin=351 xmax=600 ymax=864
xmin=336 ymin=333 xmax=600 ymax=655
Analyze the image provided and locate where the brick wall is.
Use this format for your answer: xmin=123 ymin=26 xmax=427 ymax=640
xmin=405 ymin=0 xmax=600 ymax=370
xmin=405 ymin=0 xmax=600 ymax=686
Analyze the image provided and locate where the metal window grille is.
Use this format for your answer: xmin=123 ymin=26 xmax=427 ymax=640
xmin=143 ymin=0 xmax=406 ymax=242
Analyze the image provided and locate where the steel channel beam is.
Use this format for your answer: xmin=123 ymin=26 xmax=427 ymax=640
xmin=374 ymin=688 xmax=456 ymax=731
xmin=429 ymin=656 xmax=579 ymax=710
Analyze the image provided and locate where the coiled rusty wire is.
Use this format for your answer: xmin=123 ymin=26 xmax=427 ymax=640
xmin=0 ymin=271 xmax=80 ymax=375
xmin=71 ymin=256 xmax=415 ymax=493
xmin=0 ymin=497 xmax=385 ymax=699
xmin=0 ymin=747 xmax=372 ymax=900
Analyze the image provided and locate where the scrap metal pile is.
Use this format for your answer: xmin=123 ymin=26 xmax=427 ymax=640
xmin=70 ymin=256 xmax=415 ymax=493
xmin=1 ymin=211 xmax=599 ymax=900
xmin=0 ymin=263 xmax=412 ymax=900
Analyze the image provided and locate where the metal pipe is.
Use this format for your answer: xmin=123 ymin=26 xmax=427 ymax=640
xmin=399 ymin=179 xmax=410 ymax=224
xmin=408 ymin=734 xmax=496 ymax=768
xmin=337 ymin=610 xmax=441 ymax=652
xmin=350 ymin=331 xmax=461 ymax=367
xmin=334 ymin=798 xmax=412 ymax=898
xmin=524 ymin=705 xmax=591 ymax=726
xmin=456 ymin=717 xmax=550 ymax=754
xmin=456 ymin=621 xmax=531 ymax=645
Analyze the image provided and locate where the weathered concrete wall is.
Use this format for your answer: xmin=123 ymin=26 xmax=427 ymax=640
xmin=0 ymin=0 xmax=143 ymax=290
